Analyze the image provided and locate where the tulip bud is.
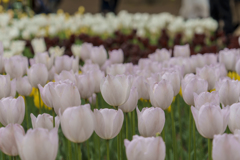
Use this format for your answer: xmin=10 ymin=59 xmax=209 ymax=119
xmin=75 ymin=72 xmax=95 ymax=99
xmin=182 ymin=74 xmax=208 ymax=105
xmin=34 ymin=52 xmax=54 ymax=70
xmin=137 ymin=107 xmax=165 ymax=137
xmin=148 ymin=79 xmax=174 ymax=110
xmin=0 ymin=124 xmax=25 ymax=156
xmin=27 ymin=63 xmax=48 ymax=88
xmin=94 ymin=108 xmax=124 ymax=139
xmin=0 ymin=96 xmax=25 ymax=126
xmin=30 ymin=113 xmax=60 ymax=131
xmin=100 ymin=75 xmax=132 ymax=106
xmin=215 ymin=78 xmax=240 ymax=106
xmin=15 ymin=128 xmax=58 ymax=160
xmin=191 ymin=104 xmax=229 ymax=139
xmin=212 ymin=134 xmax=240 ymax=160
xmin=54 ymin=70 xmax=76 ymax=84
xmin=90 ymin=45 xmax=107 ymax=66
xmin=124 ymin=135 xmax=166 ymax=160
xmin=0 ymin=75 xmax=14 ymax=99
xmin=119 ymin=87 xmax=138 ymax=112
xmin=60 ymin=104 xmax=94 ymax=143
xmin=228 ymin=103 xmax=240 ymax=133
xmin=4 ymin=55 xmax=28 ymax=79
xmin=109 ymin=49 xmax=124 ymax=64
xmin=194 ymin=91 xmax=220 ymax=109
xmin=173 ymin=44 xmax=190 ymax=57
xmin=40 ymin=80 xmax=81 ymax=115
xmin=219 ymin=49 xmax=238 ymax=71
xmin=16 ymin=76 xmax=32 ymax=96
xmin=196 ymin=65 xmax=220 ymax=90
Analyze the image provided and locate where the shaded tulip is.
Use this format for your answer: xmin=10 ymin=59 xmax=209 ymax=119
xmin=191 ymin=104 xmax=229 ymax=139
xmin=75 ymin=72 xmax=95 ymax=99
xmin=48 ymin=66 xmax=55 ymax=81
xmin=0 ymin=124 xmax=25 ymax=156
xmin=88 ymin=93 xmax=96 ymax=105
xmin=54 ymin=55 xmax=78 ymax=74
xmin=27 ymin=63 xmax=48 ymax=88
xmin=148 ymin=79 xmax=174 ymax=110
xmin=236 ymin=59 xmax=240 ymax=76
xmin=16 ymin=76 xmax=32 ymax=96
xmin=30 ymin=113 xmax=59 ymax=131
xmin=0 ymin=96 xmax=25 ymax=126
xmin=10 ymin=79 xmax=16 ymax=98
xmin=0 ymin=75 xmax=14 ymax=99
xmin=161 ymin=71 xmax=181 ymax=96
xmin=203 ymin=53 xmax=218 ymax=65
xmin=33 ymin=52 xmax=54 ymax=70
xmin=94 ymin=108 xmax=124 ymax=139
xmin=60 ymin=104 xmax=94 ymax=143
xmin=219 ymin=49 xmax=238 ymax=71
xmin=215 ymin=78 xmax=240 ymax=106
xmin=196 ymin=65 xmax=220 ymax=90
xmin=228 ymin=103 xmax=240 ymax=133
xmin=182 ymin=74 xmax=208 ymax=105
xmin=4 ymin=55 xmax=28 ymax=79
xmin=81 ymin=63 xmax=100 ymax=73
xmin=137 ymin=107 xmax=165 ymax=137
xmin=212 ymin=134 xmax=240 ymax=160
xmin=191 ymin=54 xmax=206 ymax=69
xmin=100 ymin=75 xmax=132 ymax=106
xmin=124 ymin=135 xmax=165 ymax=160
xmin=109 ymin=49 xmax=124 ymax=64
xmin=40 ymin=80 xmax=81 ymax=115
xmin=15 ymin=128 xmax=58 ymax=160
xmin=132 ymin=76 xmax=149 ymax=100
xmin=193 ymin=91 xmax=220 ymax=109
xmin=173 ymin=44 xmax=190 ymax=57
xmin=54 ymin=70 xmax=76 ymax=84
xmin=90 ymin=45 xmax=107 ymax=66
xmin=119 ymin=87 xmax=138 ymax=112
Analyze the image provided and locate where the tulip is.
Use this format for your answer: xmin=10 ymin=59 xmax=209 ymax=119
xmin=196 ymin=65 xmax=220 ymax=90
xmin=228 ymin=103 xmax=240 ymax=133
xmin=27 ymin=63 xmax=48 ymax=88
xmin=79 ymin=43 xmax=93 ymax=61
xmin=235 ymin=58 xmax=240 ymax=76
xmin=49 ymin=46 xmax=65 ymax=58
xmin=182 ymin=74 xmax=208 ymax=105
xmin=193 ymin=91 xmax=220 ymax=109
xmin=54 ymin=55 xmax=78 ymax=74
xmin=132 ymin=76 xmax=149 ymax=100
xmin=81 ymin=63 xmax=100 ymax=73
xmin=88 ymin=93 xmax=96 ymax=105
xmin=173 ymin=44 xmax=190 ymax=57
xmin=124 ymin=135 xmax=165 ymax=160
xmin=10 ymin=79 xmax=16 ymax=98
xmin=31 ymin=38 xmax=46 ymax=54
xmin=148 ymin=79 xmax=174 ymax=110
xmin=191 ymin=104 xmax=229 ymax=139
xmin=100 ymin=75 xmax=132 ymax=106
xmin=94 ymin=108 xmax=124 ymax=139
xmin=90 ymin=45 xmax=107 ymax=66
xmin=148 ymin=48 xmax=171 ymax=62
xmin=234 ymin=129 xmax=240 ymax=135
xmin=119 ymin=87 xmax=138 ymax=112
xmin=101 ymin=60 xmax=112 ymax=73
xmin=0 ymin=75 xmax=15 ymax=99
xmin=191 ymin=54 xmax=206 ymax=69
xmin=109 ymin=49 xmax=124 ymax=64
xmin=16 ymin=76 xmax=32 ymax=96
xmin=212 ymin=134 xmax=240 ymax=160
xmin=137 ymin=107 xmax=165 ymax=137
xmin=39 ymin=80 xmax=81 ymax=114
xmin=161 ymin=70 xmax=181 ymax=96
xmin=219 ymin=49 xmax=238 ymax=71
xmin=71 ymin=44 xmax=81 ymax=57
xmin=203 ymin=54 xmax=218 ymax=65
xmin=0 ymin=124 xmax=25 ymax=156
xmin=15 ymin=128 xmax=58 ymax=160
xmin=33 ymin=52 xmax=54 ymax=70
xmin=106 ymin=64 xmax=127 ymax=76
xmin=54 ymin=70 xmax=76 ymax=84
xmin=215 ymin=78 xmax=240 ymax=106
xmin=4 ymin=55 xmax=28 ymax=79
xmin=0 ymin=96 xmax=25 ymax=126
xmin=48 ymin=66 xmax=55 ymax=81
xmin=75 ymin=72 xmax=95 ymax=99
xmin=60 ymin=104 xmax=94 ymax=143
xmin=0 ymin=55 xmax=4 ymax=73
xmin=30 ymin=113 xmax=59 ymax=131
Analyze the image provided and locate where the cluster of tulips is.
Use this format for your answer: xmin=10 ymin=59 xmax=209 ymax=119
xmin=0 ymin=38 xmax=240 ymax=160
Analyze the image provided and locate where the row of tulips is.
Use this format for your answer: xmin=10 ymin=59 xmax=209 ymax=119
xmin=1 ymin=40 xmax=240 ymax=160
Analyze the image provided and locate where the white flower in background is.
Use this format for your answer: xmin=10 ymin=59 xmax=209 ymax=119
xmin=10 ymin=41 xmax=26 ymax=56
xmin=49 ymin=46 xmax=65 ymax=58
xmin=174 ymin=44 xmax=190 ymax=57
xmin=31 ymin=38 xmax=46 ymax=54
xmin=71 ymin=44 xmax=81 ymax=57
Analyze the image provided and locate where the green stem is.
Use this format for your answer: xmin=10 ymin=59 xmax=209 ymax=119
xmin=132 ymin=110 xmax=135 ymax=136
xmin=162 ymin=125 xmax=165 ymax=142
xmin=120 ymin=128 xmax=123 ymax=160
xmin=38 ymin=89 xmax=42 ymax=114
xmin=96 ymin=93 xmax=99 ymax=109
xmin=52 ymin=108 xmax=55 ymax=128
xmin=13 ymin=156 xmax=16 ymax=160
xmin=98 ymin=136 xmax=101 ymax=160
xmin=193 ymin=122 xmax=196 ymax=160
xmin=125 ymin=112 xmax=128 ymax=140
xmin=78 ymin=144 xmax=82 ymax=160
xmin=177 ymin=95 xmax=182 ymax=159
xmin=68 ymin=140 xmax=72 ymax=160
xmin=170 ymin=105 xmax=177 ymax=160
xmin=208 ymin=139 xmax=212 ymax=160
xmin=25 ymin=97 xmax=29 ymax=129
xmin=117 ymin=133 xmax=120 ymax=160
xmin=188 ymin=107 xmax=192 ymax=160
xmin=106 ymin=140 xmax=110 ymax=160
xmin=87 ymin=139 xmax=90 ymax=160
xmin=75 ymin=143 xmax=78 ymax=160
